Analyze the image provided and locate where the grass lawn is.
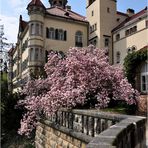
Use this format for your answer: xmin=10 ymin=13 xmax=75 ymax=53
xmin=100 ymin=107 xmax=127 ymax=114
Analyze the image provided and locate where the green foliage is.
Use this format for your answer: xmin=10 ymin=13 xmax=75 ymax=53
xmin=1 ymin=71 xmax=24 ymax=144
xmin=124 ymin=48 xmax=147 ymax=87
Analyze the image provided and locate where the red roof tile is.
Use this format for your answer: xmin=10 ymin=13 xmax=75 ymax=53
xmin=46 ymin=6 xmax=88 ymax=23
xmin=112 ymin=7 xmax=147 ymax=32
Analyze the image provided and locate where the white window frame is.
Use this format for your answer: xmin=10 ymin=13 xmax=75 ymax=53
xmin=141 ymin=72 xmax=148 ymax=93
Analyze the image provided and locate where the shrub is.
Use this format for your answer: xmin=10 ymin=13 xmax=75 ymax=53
xmin=17 ymin=45 xmax=139 ymax=136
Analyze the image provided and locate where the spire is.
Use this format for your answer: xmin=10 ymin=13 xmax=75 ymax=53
xmin=49 ymin=0 xmax=68 ymax=8
xmin=27 ymin=0 xmax=46 ymax=9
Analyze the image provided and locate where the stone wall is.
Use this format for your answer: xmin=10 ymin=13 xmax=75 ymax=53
xmin=35 ymin=110 xmax=146 ymax=148
xmin=35 ymin=122 xmax=89 ymax=148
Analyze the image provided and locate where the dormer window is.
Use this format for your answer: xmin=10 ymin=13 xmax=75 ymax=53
xmin=65 ymin=12 xmax=69 ymax=16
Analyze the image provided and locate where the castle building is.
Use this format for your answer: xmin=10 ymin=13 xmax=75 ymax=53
xmin=8 ymin=0 xmax=147 ymax=93
xmin=8 ymin=0 xmax=88 ymax=91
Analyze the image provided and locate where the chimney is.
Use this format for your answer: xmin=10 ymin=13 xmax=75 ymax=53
xmin=66 ymin=5 xmax=71 ymax=10
xmin=126 ymin=8 xmax=135 ymax=17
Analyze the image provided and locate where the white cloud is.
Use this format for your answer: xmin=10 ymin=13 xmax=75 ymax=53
xmin=0 ymin=14 xmax=18 ymax=44
xmin=10 ymin=0 xmax=23 ymax=8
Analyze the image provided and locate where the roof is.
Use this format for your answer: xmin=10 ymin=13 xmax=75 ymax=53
xmin=139 ymin=45 xmax=148 ymax=52
xmin=8 ymin=47 xmax=15 ymax=55
xmin=20 ymin=20 xmax=28 ymax=32
xmin=27 ymin=0 xmax=45 ymax=9
xmin=112 ymin=7 xmax=147 ymax=32
xmin=19 ymin=15 xmax=28 ymax=33
xmin=46 ymin=6 xmax=88 ymax=23
xmin=117 ymin=11 xmax=128 ymax=17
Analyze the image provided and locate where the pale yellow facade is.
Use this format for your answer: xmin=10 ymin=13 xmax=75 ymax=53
xmin=11 ymin=0 xmax=88 ymax=91
xmin=44 ymin=17 xmax=88 ymax=52
xmin=86 ymin=0 xmax=127 ymax=63
xmin=113 ymin=15 xmax=148 ymax=65
xmin=9 ymin=0 xmax=147 ymax=92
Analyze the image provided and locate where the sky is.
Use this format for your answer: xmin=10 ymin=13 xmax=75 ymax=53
xmin=0 ymin=0 xmax=147 ymax=45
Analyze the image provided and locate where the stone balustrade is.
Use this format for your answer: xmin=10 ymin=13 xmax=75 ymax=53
xmin=35 ymin=109 xmax=146 ymax=148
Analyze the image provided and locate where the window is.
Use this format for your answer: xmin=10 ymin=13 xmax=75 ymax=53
xmin=116 ymin=51 xmax=120 ymax=64
xmin=22 ymin=58 xmax=28 ymax=71
xmin=116 ymin=34 xmax=120 ymax=41
xmin=30 ymin=24 xmax=35 ymax=35
xmin=75 ymin=31 xmax=83 ymax=47
xmin=49 ymin=28 xmax=55 ymax=39
xmin=90 ymin=23 xmax=97 ymax=33
xmin=125 ymin=26 xmax=137 ymax=36
xmin=92 ymin=10 xmax=94 ymax=16
xmin=127 ymin=48 xmax=132 ymax=53
xmin=30 ymin=48 xmax=34 ymax=61
xmin=105 ymin=38 xmax=109 ymax=47
xmin=132 ymin=26 xmax=137 ymax=32
xmin=58 ymin=29 xmax=64 ymax=40
xmin=35 ymin=48 xmax=39 ymax=60
xmin=94 ymin=40 xmax=97 ymax=46
xmin=107 ymin=7 xmax=110 ymax=13
xmin=141 ymin=75 xmax=148 ymax=92
xmin=41 ymin=24 xmax=43 ymax=36
xmin=146 ymin=20 xmax=148 ymax=28
xmin=127 ymin=46 xmax=136 ymax=54
xmin=132 ymin=46 xmax=136 ymax=51
xmin=94 ymin=23 xmax=97 ymax=30
xmin=125 ymin=29 xmax=130 ymax=36
xmin=36 ymin=23 xmax=39 ymax=35
xmin=141 ymin=63 xmax=148 ymax=92
xmin=40 ymin=49 xmax=43 ymax=61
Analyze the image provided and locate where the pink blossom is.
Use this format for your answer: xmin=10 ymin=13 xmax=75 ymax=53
xmin=17 ymin=45 xmax=139 ymax=136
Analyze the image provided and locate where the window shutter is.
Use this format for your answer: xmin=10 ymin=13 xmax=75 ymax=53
xmin=46 ymin=27 xmax=49 ymax=38
xmin=64 ymin=31 xmax=67 ymax=41
xmin=55 ymin=29 xmax=58 ymax=40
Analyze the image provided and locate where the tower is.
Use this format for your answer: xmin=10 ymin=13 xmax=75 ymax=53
xmin=49 ymin=0 xmax=68 ymax=8
xmin=27 ymin=0 xmax=46 ymax=78
xmin=86 ymin=0 xmax=117 ymax=63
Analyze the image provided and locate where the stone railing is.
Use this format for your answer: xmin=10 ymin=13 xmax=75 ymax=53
xmin=35 ymin=109 xmax=146 ymax=148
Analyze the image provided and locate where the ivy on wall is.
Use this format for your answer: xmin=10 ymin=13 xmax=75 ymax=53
xmin=124 ymin=47 xmax=147 ymax=88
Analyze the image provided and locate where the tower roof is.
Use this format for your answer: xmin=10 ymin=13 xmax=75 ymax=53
xmin=49 ymin=0 xmax=68 ymax=8
xmin=27 ymin=0 xmax=45 ymax=9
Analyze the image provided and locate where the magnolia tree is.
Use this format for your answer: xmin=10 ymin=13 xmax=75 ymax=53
xmin=17 ymin=45 xmax=139 ymax=136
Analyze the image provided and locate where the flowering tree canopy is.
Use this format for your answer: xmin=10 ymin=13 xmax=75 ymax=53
xmin=17 ymin=45 xmax=139 ymax=136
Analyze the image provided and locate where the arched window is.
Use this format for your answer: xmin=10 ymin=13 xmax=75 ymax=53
xmin=49 ymin=27 xmax=55 ymax=39
xmin=75 ymin=31 xmax=83 ymax=47
xmin=58 ymin=29 xmax=64 ymax=40
xmin=116 ymin=51 xmax=120 ymax=64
